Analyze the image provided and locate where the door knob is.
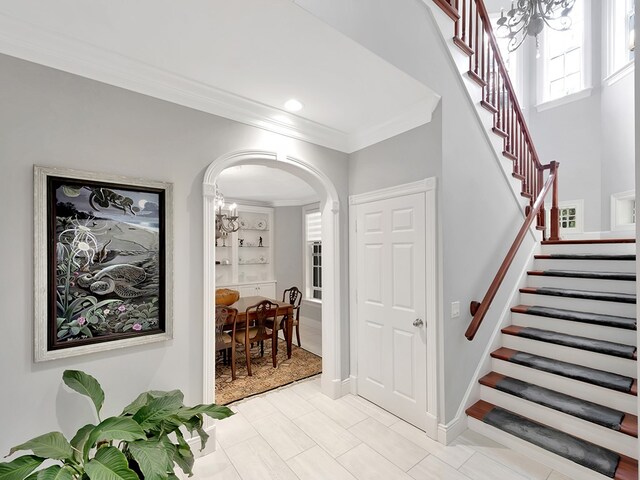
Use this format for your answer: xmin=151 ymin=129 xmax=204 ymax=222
xmin=413 ymin=318 xmax=424 ymax=327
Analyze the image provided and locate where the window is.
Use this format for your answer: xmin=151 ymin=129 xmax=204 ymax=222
xmin=304 ymin=207 xmax=322 ymax=301
xmin=611 ymin=191 xmax=636 ymax=230
xmin=605 ymin=0 xmax=635 ymax=79
xmin=539 ymin=1 xmax=587 ymax=102
xmin=545 ymin=199 xmax=584 ymax=234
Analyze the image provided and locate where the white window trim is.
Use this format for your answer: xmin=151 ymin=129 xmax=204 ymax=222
xmin=602 ymin=60 xmax=635 ymax=87
xmin=611 ymin=190 xmax=636 ymax=231
xmin=602 ymin=0 xmax=636 ymax=82
xmin=535 ymin=87 xmax=593 ymax=112
xmin=536 ymin=0 xmax=592 ymax=108
xmin=302 ymin=203 xmax=322 ymax=303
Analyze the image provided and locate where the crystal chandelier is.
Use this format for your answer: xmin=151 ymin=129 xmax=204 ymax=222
xmin=214 ymin=184 xmax=239 ymax=239
xmin=496 ymin=0 xmax=576 ymax=52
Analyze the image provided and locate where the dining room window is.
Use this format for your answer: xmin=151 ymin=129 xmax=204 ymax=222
xmin=304 ymin=207 xmax=322 ymax=302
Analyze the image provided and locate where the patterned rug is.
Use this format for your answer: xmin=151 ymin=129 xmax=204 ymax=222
xmin=215 ymin=338 xmax=322 ymax=405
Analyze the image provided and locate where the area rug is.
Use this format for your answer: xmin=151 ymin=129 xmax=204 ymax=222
xmin=215 ymin=338 xmax=322 ymax=405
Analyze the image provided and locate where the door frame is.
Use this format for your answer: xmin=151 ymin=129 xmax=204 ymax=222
xmin=348 ymin=178 xmax=439 ymax=439
xmin=202 ymin=150 xmax=344 ymax=429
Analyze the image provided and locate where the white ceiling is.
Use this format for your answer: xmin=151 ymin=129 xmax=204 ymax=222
xmin=217 ymin=165 xmax=319 ymax=206
xmin=0 ymin=0 xmax=440 ymax=152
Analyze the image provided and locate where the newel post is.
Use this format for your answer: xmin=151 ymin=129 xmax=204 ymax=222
xmin=549 ymin=161 xmax=560 ymax=241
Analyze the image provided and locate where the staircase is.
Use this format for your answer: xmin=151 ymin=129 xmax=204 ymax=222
xmin=466 ymin=239 xmax=638 ymax=480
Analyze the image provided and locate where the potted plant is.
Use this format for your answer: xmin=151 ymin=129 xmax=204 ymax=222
xmin=0 ymin=370 xmax=233 ymax=479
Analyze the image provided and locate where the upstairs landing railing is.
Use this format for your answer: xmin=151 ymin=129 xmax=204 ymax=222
xmin=432 ymin=0 xmax=560 ymax=340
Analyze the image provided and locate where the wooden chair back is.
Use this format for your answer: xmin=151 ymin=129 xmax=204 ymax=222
xmin=215 ymin=306 xmax=237 ymax=351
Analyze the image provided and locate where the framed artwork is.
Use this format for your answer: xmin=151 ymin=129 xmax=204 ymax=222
xmin=34 ymin=166 xmax=173 ymax=362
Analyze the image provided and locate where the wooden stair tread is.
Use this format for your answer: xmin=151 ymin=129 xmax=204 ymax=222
xmin=501 ymin=325 xmax=636 ymax=359
xmin=527 ymin=269 xmax=636 ymax=281
xmin=541 ymin=238 xmax=636 ymax=245
xmin=466 ymin=401 xmax=638 ymax=480
xmin=479 ymin=371 xmax=637 ymax=437
xmin=490 ymin=348 xmax=637 ymax=395
xmin=535 ymin=254 xmax=636 ymax=260
xmin=510 ymin=305 xmax=636 ymax=330
xmin=520 ymin=286 xmax=636 ymax=304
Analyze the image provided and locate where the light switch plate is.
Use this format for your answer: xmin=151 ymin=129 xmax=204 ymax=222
xmin=451 ymin=301 xmax=460 ymax=318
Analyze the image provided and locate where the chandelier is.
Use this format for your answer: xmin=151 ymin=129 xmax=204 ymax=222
xmin=214 ymin=184 xmax=239 ymax=239
xmin=496 ymin=0 xmax=576 ymax=52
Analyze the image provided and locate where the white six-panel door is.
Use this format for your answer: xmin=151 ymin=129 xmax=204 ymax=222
xmin=355 ymin=192 xmax=427 ymax=429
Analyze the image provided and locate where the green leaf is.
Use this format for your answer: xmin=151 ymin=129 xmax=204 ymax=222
xmin=194 ymin=425 xmax=209 ymax=452
xmin=70 ymin=424 xmax=95 ymax=463
xmin=9 ymin=433 xmax=73 ymax=461
xmin=171 ymin=432 xmax=194 ymax=477
xmin=62 ymin=371 xmax=104 ymax=418
xmin=132 ymin=391 xmax=184 ymax=430
xmin=84 ymin=447 xmax=139 ymax=480
xmin=0 ymin=456 xmax=44 ymax=480
xmin=177 ymin=404 xmax=234 ymax=422
xmin=32 ymin=466 xmax=74 ymax=480
xmin=120 ymin=393 xmax=151 ymax=417
xmin=83 ymin=418 xmax=146 ymax=461
xmin=128 ymin=440 xmax=174 ymax=480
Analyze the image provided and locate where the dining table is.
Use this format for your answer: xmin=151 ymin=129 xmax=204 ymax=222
xmin=227 ymin=295 xmax=295 ymax=359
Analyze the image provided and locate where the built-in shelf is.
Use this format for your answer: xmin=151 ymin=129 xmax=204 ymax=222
xmin=215 ymin=205 xmax=274 ymax=288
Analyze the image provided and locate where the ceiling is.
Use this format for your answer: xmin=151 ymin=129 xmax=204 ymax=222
xmin=217 ymin=165 xmax=319 ymax=206
xmin=0 ymin=0 xmax=440 ymax=152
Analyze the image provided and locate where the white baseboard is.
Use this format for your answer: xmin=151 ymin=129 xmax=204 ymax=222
xmin=348 ymin=374 xmax=358 ymax=395
xmin=340 ymin=377 xmax=352 ymax=396
xmin=188 ymin=424 xmax=217 ymax=458
xmin=321 ymin=374 xmax=345 ymax=399
xmin=437 ymin=415 xmax=468 ymax=445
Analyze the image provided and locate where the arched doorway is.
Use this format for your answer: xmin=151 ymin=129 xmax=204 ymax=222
xmin=202 ymin=150 xmax=343 ymax=415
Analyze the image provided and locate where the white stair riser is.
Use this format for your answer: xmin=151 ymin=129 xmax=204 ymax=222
xmin=540 ymin=243 xmax=636 ymax=255
xmin=492 ymin=358 xmax=636 ymax=414
xmin=467 ymin=417 xmax=615 ymax=480
xmin=479 ymin=386 xmax=637 ymax=459
xmin=533 ymin=258 xmax=636 ymax=272
xmin=519 ymin=293 xmax=636 ymax=317
xmin=511 ymin=312 xmax=636 ymax=346
xmin=502 ymin=335 xmax=636 ymax=378
xmin=527 ymin=274 xmax=636 ymax=294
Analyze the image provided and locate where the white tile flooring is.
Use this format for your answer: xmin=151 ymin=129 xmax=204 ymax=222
xmin=189 ymin=376 xmax=573 ymax=480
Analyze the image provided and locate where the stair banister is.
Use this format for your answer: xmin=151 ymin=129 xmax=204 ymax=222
xmin=466 ymin=161 xmax=559 ymax=340
xmin=431 ymin=0 xmax=561 ymax=339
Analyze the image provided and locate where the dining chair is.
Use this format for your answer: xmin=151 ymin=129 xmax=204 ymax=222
xmin=215 ymin=306 xmax=239 ymax=380
xmin=282 ymin=286 xmax=302 ymax=347
xmin=235 ymin=299 xmax=280 ymax=374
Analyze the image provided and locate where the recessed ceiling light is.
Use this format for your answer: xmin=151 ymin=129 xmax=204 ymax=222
xmin=284 ymin=99 xmax=303 ymax=112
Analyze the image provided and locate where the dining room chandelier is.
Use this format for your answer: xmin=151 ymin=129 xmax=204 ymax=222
xmin=214 ymin=184 xmax=239 ymax=239
xmin=496 ymin=0 xmax=576 ymax=53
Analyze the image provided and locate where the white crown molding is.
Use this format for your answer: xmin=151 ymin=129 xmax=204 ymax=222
xmin=0 ymin=12 xmax=437 ymax=153
xmin=348 ymin=94 xmax=441 ymax=152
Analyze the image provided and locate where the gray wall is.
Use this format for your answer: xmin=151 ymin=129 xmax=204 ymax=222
xmin=349 ymin=120 xmax=442 ymax=196
xmin=0 ymin=53 xmax=350 ymax=454
xmin=299 ymin=0 xmax=537 ymax=423
xmin=601 ymin=73 xmax=636 ymax=229
xmin=273 ymin=205 xmax=304 ymax=299
xmin=527 ymin=94 xmax=603 ymax=232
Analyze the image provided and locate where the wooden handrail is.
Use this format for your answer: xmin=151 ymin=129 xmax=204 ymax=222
xmin=466 ymin=162 xmax=559 ymax=340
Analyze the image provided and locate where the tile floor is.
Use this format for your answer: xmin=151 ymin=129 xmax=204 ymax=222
xmin=188 ymin=376 xmax=573 ymax=480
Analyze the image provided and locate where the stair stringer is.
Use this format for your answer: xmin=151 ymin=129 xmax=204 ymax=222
xmin=438 ymin=240 xmax=539 ymax=445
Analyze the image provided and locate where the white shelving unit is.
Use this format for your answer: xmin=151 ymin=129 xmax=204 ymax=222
xmin=215 ymin=204 xmax=276 ymax=298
